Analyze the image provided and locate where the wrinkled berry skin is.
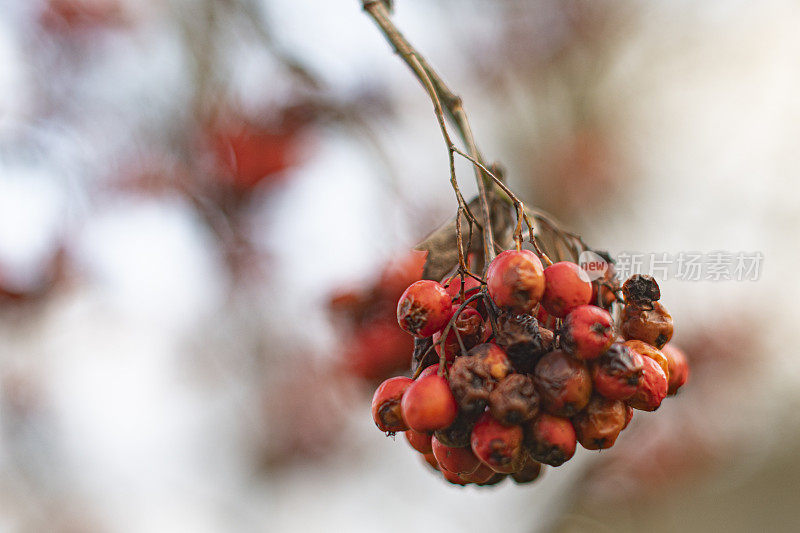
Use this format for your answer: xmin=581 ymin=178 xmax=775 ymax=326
xmin=534 ymin=350 xmax=592 ymax=417
xmin=511 ymin=453 xmax=544 ymax=484
xmin=401 ymin=375 xmax=458 ymax=432
xmin=486 ymin=250 xmax=545 ymax=314
xmin=524 ymin=413 xmax=577 ymax=467
xmin=622 ymin=274 xmax=660 ymax=305
xmin=433 ymin=305 xmax=486 ymax=361
xmin=494 ymin=313 xmax=549 ymax=373
xmin=432 ymin=436 xmax=482 ymax=474
xmin=625 ymin=340 xmax=670 ymax=381
xmin=662 ymin=343 xmax=689 ymax=395
xmin=434 ymin=412 xmax=477 ymax=448
xmin=572 ymin=396 xmax=627 ymax=450
xmin=628 ymin=355 xmax=668 ymax=411
xmin=397 ymin=280 xmax=452 ymax=338
xmin=562 ymin=305 xmax=615 ymax=361
xmin=591 ymin=343 xmax=644 ymax=400
xmin=621 ymin=301 xmax=673 ymax=349
xmin=405 ymin=430 xmax=433 ymax=454
xmin=449 ymin=355 xmax=495 ymax=415
xmin=489 ymin=374 xmax=540 ymax=425
xmin=542 ymin=261 xmax=593 ymax=318
xmin=371 ymin=376 xmax=414 ymax=433
xmin=468 ymin=342 xmax=512 ymax=380
xmin=471 ymin=412 xmax=524 ymax=473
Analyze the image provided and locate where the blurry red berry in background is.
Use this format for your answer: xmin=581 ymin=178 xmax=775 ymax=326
xmin=39 ymin=0 xmax=128 ymax=33
xmin=343 ymin=321 xmax=413 ymax=381
xmin=378 ymin=251 xmax=427 ymax=303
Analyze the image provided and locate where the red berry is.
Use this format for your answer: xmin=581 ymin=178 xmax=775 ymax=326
xmin=345 ymin=321 xmax=413 ymax=380
xmin=572 ymin=396 xmax=627 ymax=450
xmin=561 ymin=305 xmax=614 ymax=360
xmin=444 ymin=275 xmax=482 ymax=306
xmin=432 ymin=436 xmax=482 ymax=474
xmin=591 ymin=343 xmax=644 ymax=400
xmin=433 ymin=305 xmax=486 ymax=361
xmin=471 ymin=412 xmax=524 ymax=473
xmin=371 ymin=376 xmax=414 ymax=433
xmin=524 ymin=413 xmax=576 ymax=467
xmin=662 ymin=343 xmax=689 ymax=395
xmin=405 ymin=430 xmax=433 ymax=454
xmin=542 ymin=261 xmax=592 ymax=318
xmin=621 ymin=301 xmax=673 ymax=349
xmin=397 ymin=280 xmax=452 ymax=338
xmin=378 ymin=250 xmax=427 ymax=302
xmin=628 ymin=355 xmax=668 ymax=411
xmin=422 ymin=453 xmax=439 ymax=471
xmin=442 ymin=469 xmax=471 ymax=486
xmin=459 ymin=462 xmax=495 ymax=483
xmin=401 ymin=374 xmax=458 ymax=432
xmin=486 ymin=250 xmax=545 ymax=314
xmin=625 ymin=340 xmax=670 ymax=381
xmin=533 ymin=350 xmax=592 ymax=417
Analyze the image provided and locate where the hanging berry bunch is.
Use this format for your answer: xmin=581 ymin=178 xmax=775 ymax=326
xmin=360 ymin=1 xmax=689 ymax=486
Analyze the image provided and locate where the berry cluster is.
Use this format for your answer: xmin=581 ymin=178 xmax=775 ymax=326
xmin=371 ymin=250 xmax=689 ymax=487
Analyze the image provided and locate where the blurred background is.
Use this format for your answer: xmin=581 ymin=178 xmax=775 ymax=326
xmin=1 ymin=0 xmax=799 ymax=531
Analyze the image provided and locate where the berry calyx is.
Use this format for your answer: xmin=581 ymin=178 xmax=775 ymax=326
xmin=628 ymin=355 xmax=668 ymax=411
xmin=371 ymin=376 xmax=414 ymax=433
xmin=397 ymin=280 xmax=452 ymax=338
xmin=524 ymin=413 xmax=577 ymax=467
xmin=591 ymin=343 xmax=644 ymax=401
xmin=533 ymin=350 xmax=592 ymax=417
xmin=470 ymin=412 xmax=524 ymax=473
xmin=561 ymin=305 xmax=615 ymax=361
xmin=541 ymin=261 xmax=593 ymax=318
xmin=486 ymin=250 xmax=545 ymax=314
xmin=401 ymin=374 xmax=459 ymax=432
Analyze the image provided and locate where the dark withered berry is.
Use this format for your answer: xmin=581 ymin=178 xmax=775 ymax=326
xmin=511 ymin=452 xmax=544 ymax=484
xmin=622 ymin=274 xmax=661 ymax=307
xmin=488 ymin=374 xmax=539 ymax=425
xmin=494 ymin=313 xmax=548 ymax=373
xmin=434 ymin=411 xmax=478 ymax=448
xmin=449 ymin=355 xmax=495 ymax=415
xmin=572 ymin=395 xmax=627 ymax=450
xmin=533 ymin=350 xmax=592 ymax=417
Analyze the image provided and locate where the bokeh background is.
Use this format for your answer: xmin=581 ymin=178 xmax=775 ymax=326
xmin=1 ymin=0 xmax=799 ymax=531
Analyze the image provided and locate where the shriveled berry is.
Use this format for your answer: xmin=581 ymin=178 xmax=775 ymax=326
xmin=625 ymin=340 xmax=670 ymax=381
xmin=494 ymin=313 xmax=548 ymax=373
xmin=471 ymin=412 xmax=524 ymax=473
xmin=572 ymin=396 xmax=627 ymax=450
xmin=468 ymin=342 xmax=512 ymax=380
xmin=561 ymin=305 xmax=615 ymax=361
xmin=401 ymin=375 xmax=458 ymax=432
xmin=621 ymin=301 xmax=673 ymax=348
xmin=524 ymin=413 xmax=577 ymax=467
xmin=432 ymin=436 xmax=482 ymax=474
xmin=371 ymin=376 xmax=413 ymax=433
xmin=511 ymin=453 xmax=544 ymax=484
xmin=397 ymin=280 xmax=452 ymax=337
xmin=662 ymin=343 xmax=689 ymax=395
xmin=459 ymin=462 xmax=495 ymax=483
xmin=433 ymin=305 xmax=486 ymax=361
xmin=405 ymin=430 xmax=433 ymax=454
xmin=533 ymin=350 xmax=592 ymax=417
xmin=622 ymin=274 xmax=660 ymax=306
xmin=591 ymin=343 xmax=644 ymax=401
xmin=449 ymin=355 xmax=495 ymax=415
xmin=628 ymin=355 xmax=668 ymax=411
xmin=489 ymin=374 xmax=539 ymax=425
xmin=486 ymin=250 xmax=545 ymax=314
xmin=542 ymin=261 xmax=593 ymax=318
xmin=434 ymin=411 xmax=477 ymax=448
